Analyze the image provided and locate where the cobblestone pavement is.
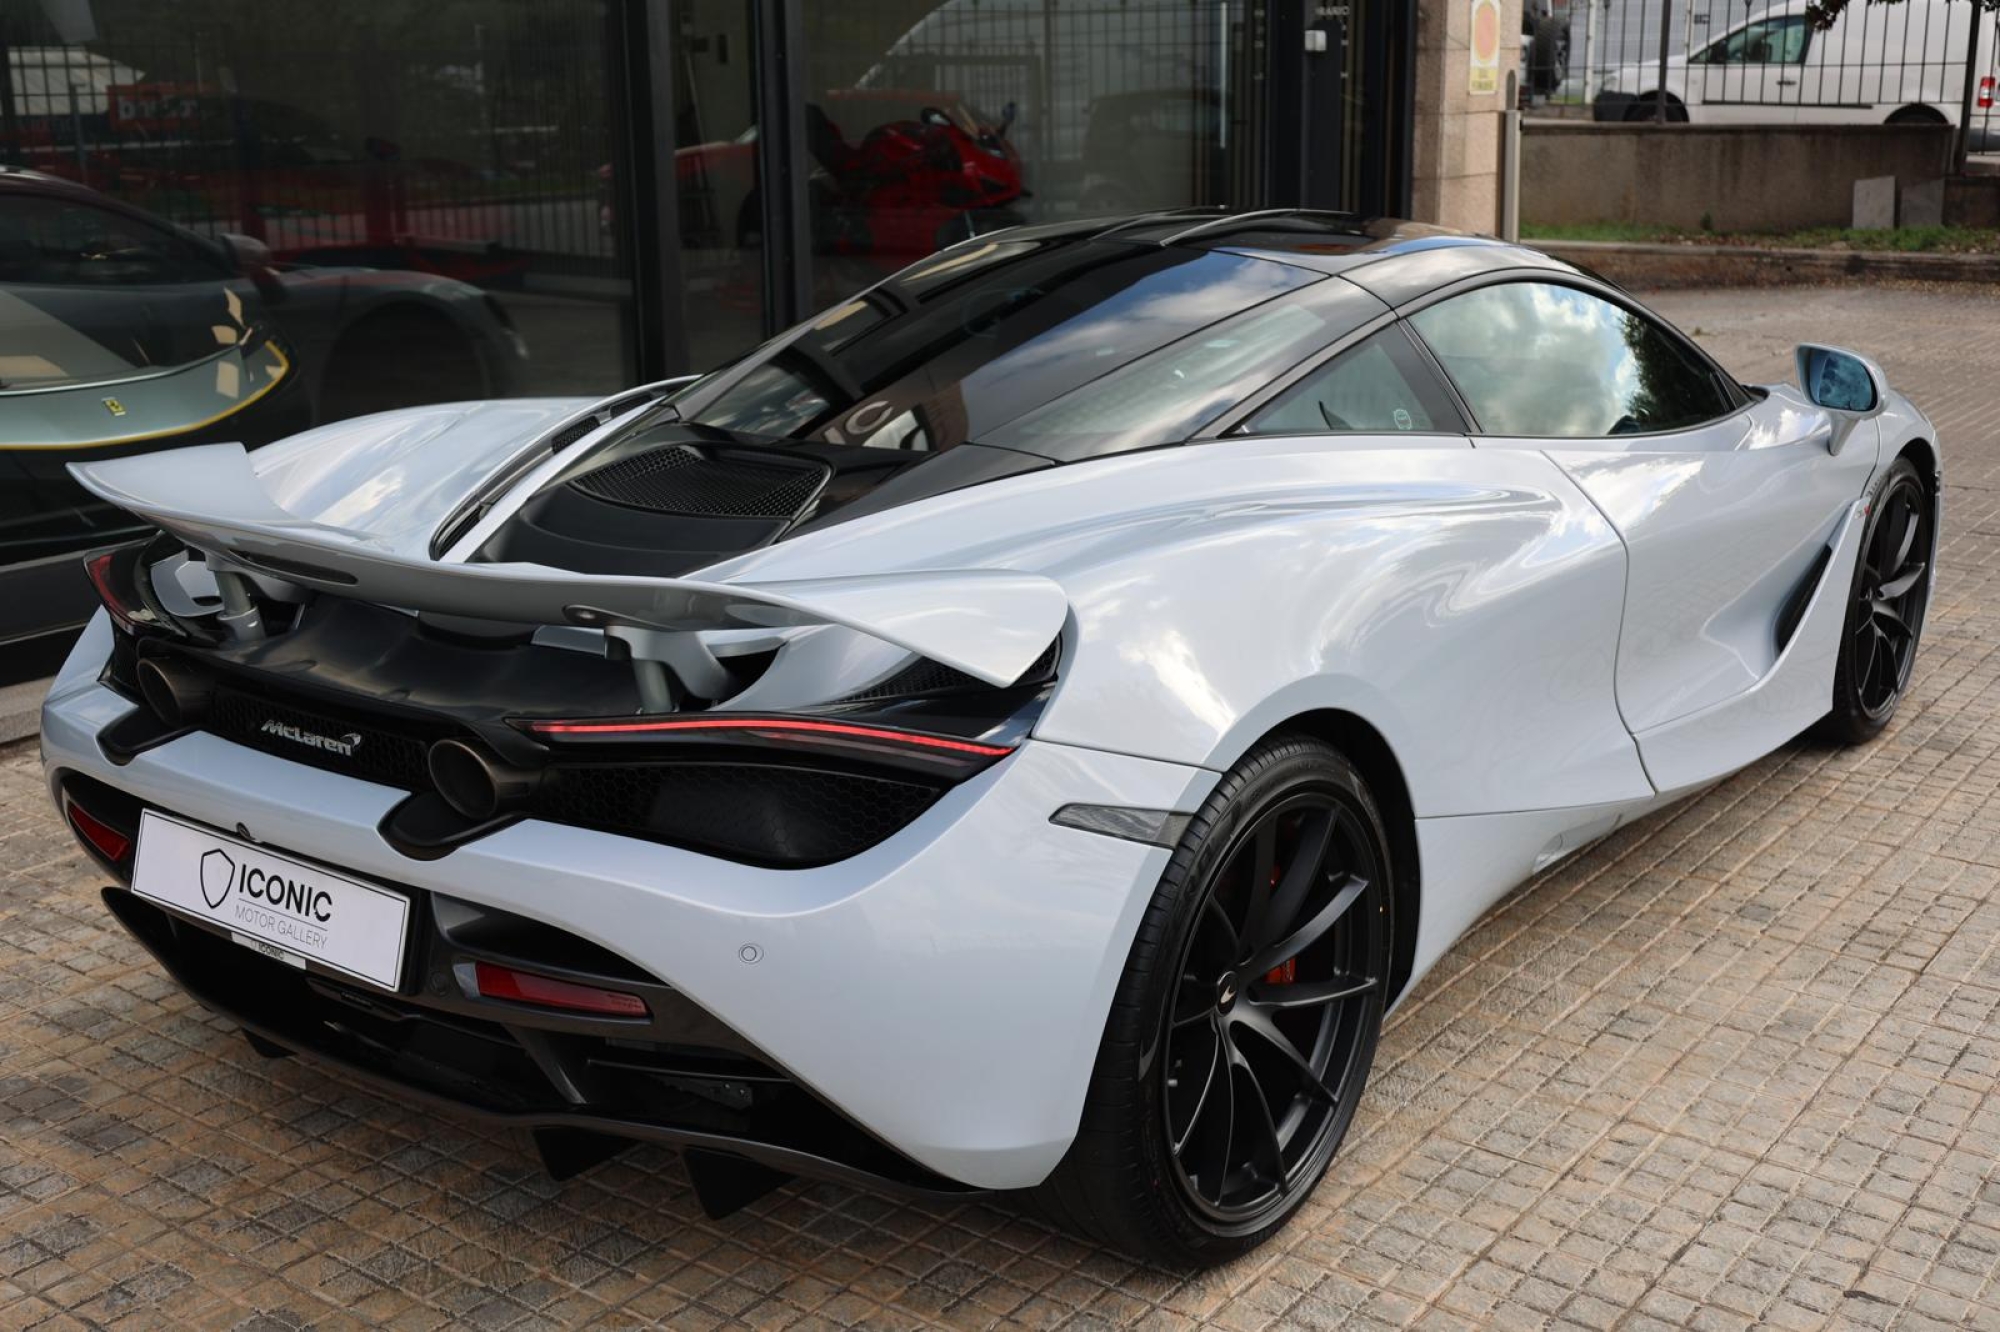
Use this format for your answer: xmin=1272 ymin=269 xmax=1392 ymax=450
xmin=3 ymin=284 xmax=1999 ymax=1331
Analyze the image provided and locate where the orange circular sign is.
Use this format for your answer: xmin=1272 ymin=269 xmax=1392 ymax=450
xmin=1471 ymin=0 xmax=1501 ymax=63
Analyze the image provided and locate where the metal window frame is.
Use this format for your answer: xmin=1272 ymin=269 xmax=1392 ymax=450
xmin=612 ymin=0 xmax=687 ymax=378
xmin=751 ymin=0 xmax=813 ymax=332
xmin=1260 ymin=1 xmax=1414 ymax=213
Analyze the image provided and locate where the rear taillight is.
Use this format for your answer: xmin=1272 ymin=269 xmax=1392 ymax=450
xmin=67 ymin=800 xmax=132 ymax=863
xmin=1981 ymin=75 xmax=1995 ymax=109
xmin=84 ymin=547 xmax=150 ymax=634
xmin=513 ymin=714 xmax=1015 ymax=774
xmin=463 ymin=961 xmax=648 ymax=1018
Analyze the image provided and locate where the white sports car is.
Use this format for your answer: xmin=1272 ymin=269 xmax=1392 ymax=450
xmin=42 ymin=212 xmax=1937 ymax=1266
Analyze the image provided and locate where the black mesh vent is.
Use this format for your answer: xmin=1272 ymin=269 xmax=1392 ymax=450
xmin=534 ymin=762 xmax=939 ymax=866
xmin=569 ymin=446 xmax=827 ymax=519
xmin=837 ymin=657 xmax=988 ymax=703
xmin=547 ymin=415 xmax=604 ymax=452
xmin=205 ymin=683 xmax=435 ymax=790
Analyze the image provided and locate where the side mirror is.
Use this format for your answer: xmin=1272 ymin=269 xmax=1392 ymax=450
xmin=218 ymin=232 xmax=286 ymax=303
xmin=1796 ymin=344 xmax=1883 ymax=415
xmin=1796 ymin=343 xmax=1885 ymax=455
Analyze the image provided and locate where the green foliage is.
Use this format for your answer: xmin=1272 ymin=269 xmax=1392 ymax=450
xmin=1522 ymin=221 xmax=2000 ymax=253
xmin=1805 ymin=0 xmax=2000 ymax=31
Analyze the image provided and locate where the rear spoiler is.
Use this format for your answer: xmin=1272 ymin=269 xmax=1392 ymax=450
xmin=70 ymin=443 xmax=1065 ymax=689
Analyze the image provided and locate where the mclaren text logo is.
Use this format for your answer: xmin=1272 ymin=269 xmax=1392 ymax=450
xmin=260 ymin=719 xmax=364 ymax=758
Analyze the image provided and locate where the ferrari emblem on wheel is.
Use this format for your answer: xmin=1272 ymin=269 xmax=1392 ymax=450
xmin=45 ymin=212 xmax=1937 ymax=1266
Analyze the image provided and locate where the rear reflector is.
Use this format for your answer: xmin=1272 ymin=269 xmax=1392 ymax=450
xmin=67 ymin=802 xmax=132 ymax=863
xmin=517 ymin=714 xmax=1014 ymax=758
xmin=469 ymin=961 xmax=649 ymax=1018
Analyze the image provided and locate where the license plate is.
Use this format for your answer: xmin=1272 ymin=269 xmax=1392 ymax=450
xmin=131 ymin=811 xmax=411 ymax=991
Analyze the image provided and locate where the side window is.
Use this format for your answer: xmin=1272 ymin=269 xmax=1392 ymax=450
xmin=1243 ymin=325 xmax=1462 ymax=436
xmin=0 ymin=196 xmax=225 ymax=287
xmin=1700 ymin=17 xmax=1809 ymax=65
xmin=1408 ymin=281 xmax=1734 ymax=439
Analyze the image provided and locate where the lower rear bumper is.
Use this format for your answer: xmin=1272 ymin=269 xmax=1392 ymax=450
xmin=99 ymin=882 xmax=975 ymax=1199
xmin=44 ymin=616 xmax=1216 ymax=1190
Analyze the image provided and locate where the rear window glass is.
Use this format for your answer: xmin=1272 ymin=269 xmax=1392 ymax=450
xmin=685 ymin=238 xmax=1318 ymax=452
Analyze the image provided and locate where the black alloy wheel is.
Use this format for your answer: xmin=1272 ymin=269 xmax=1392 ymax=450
xmin=1033 ymin=736 xmax=1393 ymax=1266
xmin=1162 ymin=788 xmax=1386 ymax=1221
xmin=1826 ymin=456 xmax=1933 ymax=743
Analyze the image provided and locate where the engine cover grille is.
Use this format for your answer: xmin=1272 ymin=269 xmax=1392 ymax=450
xmin=569 ymin=446 xmax=828 ymax=519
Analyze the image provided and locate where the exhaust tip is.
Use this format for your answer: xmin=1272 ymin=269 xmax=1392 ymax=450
xmin=136 ymin=657 xmax=212 ymax=728
xmin=428 ymin=738 xmax=539 ymax=821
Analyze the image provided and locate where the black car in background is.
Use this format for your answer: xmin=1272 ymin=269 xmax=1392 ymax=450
xmin=0 ymin=168 xmax=529 ymax=674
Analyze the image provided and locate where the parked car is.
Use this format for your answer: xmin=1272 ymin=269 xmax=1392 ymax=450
xmin=45 ymin=212 xmax=1935 ymax=1267
xmin=1523 ymin=0 xmax=1572 ymax=97
xmin=1594 ymin=0 xmax=1997 ymax=126
xmin=0 ymin=168 xmax=527 ymax=666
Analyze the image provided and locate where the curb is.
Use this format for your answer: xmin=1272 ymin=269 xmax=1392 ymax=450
xmin=1525 ymin=239 xmax=2000 ymax=290
xmin=0 ymin=678 xmax=47 ymax=746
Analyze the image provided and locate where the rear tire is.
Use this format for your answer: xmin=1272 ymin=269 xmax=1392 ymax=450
xmin=1624 ymin=94 xmax=1689 ymax=123
xmin=1822 ymin=456 xmax=1933 ymax=744
xmin=1031 ymin=735 xmax=1394 ymax=1267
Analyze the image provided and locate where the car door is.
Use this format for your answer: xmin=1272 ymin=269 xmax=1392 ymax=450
xmin=1217 ymin=322 xmax=1650 ymax=815
xmin=1689 ymin=10 xmax=1812 ymax=124
xmin=1405 ymin=279 xmax=1879 ymax=783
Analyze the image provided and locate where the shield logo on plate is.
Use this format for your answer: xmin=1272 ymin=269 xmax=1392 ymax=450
xmin=102 ymin=397 xmax=127 ymax=418
xmin=199 ymin=848 xmax=236 ymax=910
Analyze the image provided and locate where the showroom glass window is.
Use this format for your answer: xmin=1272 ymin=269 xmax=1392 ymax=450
xmin=797 ymin=1 xmax=1263 ymax=311
xmin=0 ymin=0 xmax=639 ymax=424
xmin=1408 ymin=282 xmax=1733 ymax=438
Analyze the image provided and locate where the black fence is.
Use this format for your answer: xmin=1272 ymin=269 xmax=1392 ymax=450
xmin=1528 ymin=0 xmax=1998 ymax=149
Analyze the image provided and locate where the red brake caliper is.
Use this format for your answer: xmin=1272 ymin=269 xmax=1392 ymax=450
xmin=1263 ymin=862 xmax=1297 ymax=985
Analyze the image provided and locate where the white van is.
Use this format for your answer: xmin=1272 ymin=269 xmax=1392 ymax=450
xmin=1593 ymin=0 xmax=1998 ymax=129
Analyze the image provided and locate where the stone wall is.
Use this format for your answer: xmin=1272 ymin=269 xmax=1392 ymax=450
xmin=1521 ymin=121 xmax=1957 ymax=232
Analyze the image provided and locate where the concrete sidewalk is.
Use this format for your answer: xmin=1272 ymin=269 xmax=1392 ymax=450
xmin=0 ymin=677 xmax=46 ymax=746
xmin=0 ymin=285 xmax=1996 ymax=1330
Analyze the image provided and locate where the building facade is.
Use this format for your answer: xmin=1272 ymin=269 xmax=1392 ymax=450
xmin=1 ymin=0 xmax=1515 ymax=411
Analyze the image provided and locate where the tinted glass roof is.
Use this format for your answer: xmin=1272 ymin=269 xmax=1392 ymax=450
xmin=683 ymin=234 xmax=1321 ymax=453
